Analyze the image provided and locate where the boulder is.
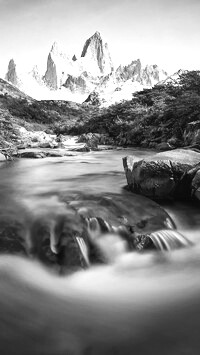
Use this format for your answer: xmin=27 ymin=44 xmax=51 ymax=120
xmin=17 ymin=151 xmax=46 ymax=159
xmin=124 ymin=159 xmax=176 ymax=200
xmin=156 ymin=142 xmax=173 ymax=151
xmin=17 ymin=143 xmax=29 ymax=150
xmin=46 ymin=151 xmax=64 ymax=157
xmin=71 ymin=145 xmax=90 ymax=152
xmin=78 ymin=133 xmax=114 ymax=147
xmin=0 ymin=153 xmax=6 ymax=162
xmin=39 ymin=142 xmax=54 ymax=149
xmin=123 ymin=149 xmax=200 ymax=201
xmin=77 ymin=133 xmax=99 ymax=149
xmin=0 ymin=192 xmax=176 ymax=269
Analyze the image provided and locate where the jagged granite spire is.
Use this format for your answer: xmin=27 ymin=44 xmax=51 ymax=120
xmin=81 ymin=31 xmax=113 ymax=75
xmin=44 ymin=42 xmax=71 ymax=90
xmin=142 ymin=64 xmax=168 ymax=86
xmin=5 ymin=59 xmax=19 ymax=86
xmin=44 ymin=52 xmax=58 ymax=89
xmin=115 ymin=59 xmax=142 ymax=83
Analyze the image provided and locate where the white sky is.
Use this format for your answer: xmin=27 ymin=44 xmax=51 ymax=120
xmin=0 ymin=0 xmax=200 ymax=77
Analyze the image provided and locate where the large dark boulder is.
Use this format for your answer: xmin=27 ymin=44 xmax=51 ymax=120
xmin=123 ymin=149 xmax=200 ymax=201
xmin=124 ymin=159 xmax=176 ymax=199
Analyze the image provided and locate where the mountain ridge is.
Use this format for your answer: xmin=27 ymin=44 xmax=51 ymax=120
xmin=4 ymin=31 xmax=168 ymax=104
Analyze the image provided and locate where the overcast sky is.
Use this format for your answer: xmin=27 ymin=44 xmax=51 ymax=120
xmin=0 ymin=0 xmax=200 ymax=77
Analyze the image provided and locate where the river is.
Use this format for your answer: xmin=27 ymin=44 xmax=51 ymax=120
xmin=0 ymin=148 xmax=199 ymax=243
xmin=0 ymin=148 xmax=200 ymax=354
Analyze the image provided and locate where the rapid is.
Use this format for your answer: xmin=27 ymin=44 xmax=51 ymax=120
xmin=0 ymin=148 xmax=200 ymax=354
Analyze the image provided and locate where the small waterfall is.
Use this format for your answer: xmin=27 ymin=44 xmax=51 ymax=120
xmin=149 ymin=229 xmax=193 ymax=251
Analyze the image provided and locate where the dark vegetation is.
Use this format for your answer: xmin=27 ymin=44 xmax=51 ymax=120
xmin=57 ymin=70 xmax=200 ymax=148
xmin=1 ymin=71 xmax=200 ymax=149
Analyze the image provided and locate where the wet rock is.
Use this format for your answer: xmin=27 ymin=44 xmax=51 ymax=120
xmin=39 ymin=142 xmax=57 ymax=149
xmin=46 ymin=151 xmax=64 ymax=157
xmin=134 ymin=234 xmax=156 ymax=251
xmin=71 ymin=145 xmax=90 ymax=152
xmin=0 ymin=153 xmax=6 ymax=161
xmin=17 ymin=151 xmax=46 ymax=159
xmin=17 ymin=143 xmax=29 ymax=149
xmin=0 ymin=236 xmax=26 ymax=255
xmin=149 ymin=142 xmax=157 ymax=149
xmin=156 ymin=142 xmax=173 ymax=151
xmin=0 ymin=192 xmax=176 ymax=270
xmin=0 ymin=220 xmax=27 ymax=255
xmin=124 ymin=159 xmax=176 ymax=200
xmin=134 ymin=229 xmax=192 ymax=251
xmin=78 ymin=133 xmax=114 ymax=147
xmin=65 ymin=192 xmax=174 ymax=237
xmin=123 ymin=149 xmax=200 ymax=201
xmin=77 ymin=133 xmax=99 ymax=149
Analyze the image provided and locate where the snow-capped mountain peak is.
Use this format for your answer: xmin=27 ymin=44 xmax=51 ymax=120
xmin=4 ymin=31 xmax=168 ymax=104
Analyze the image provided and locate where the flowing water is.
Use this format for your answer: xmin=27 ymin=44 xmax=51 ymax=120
xmin=0 ymin=148 xmax=199 ymax=251
xmin=0 ymin=148 xmax=200 ymax=354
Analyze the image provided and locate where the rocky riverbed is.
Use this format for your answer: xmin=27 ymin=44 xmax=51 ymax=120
xmin=0 ymin=130 xmax=118 ymax=160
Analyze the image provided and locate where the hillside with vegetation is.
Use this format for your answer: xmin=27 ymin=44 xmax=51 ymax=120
xmin=0 ymin=71 xmax=200 ymax=152
xmin=56 ymin=70 xmax=200 ymax=149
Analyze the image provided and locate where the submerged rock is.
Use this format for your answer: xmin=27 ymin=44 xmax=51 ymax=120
xmin=17 ymin=151 xmax=47 ymax=159
xmin=123 ymin=149 xmax=200 ymax=201
xmin=0 ymin=192 xmax=177 ymax=271
xmin=135 ymin=229 xmax=192 ymax=251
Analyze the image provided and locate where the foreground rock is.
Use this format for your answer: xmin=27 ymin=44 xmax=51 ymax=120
xmin=14 ymin=149 xmax=75 ymax=159
xmin=123 ymin=149 xmax=200 ymax=201
xmin=0 ymin=192 xmax=178 ymax=271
